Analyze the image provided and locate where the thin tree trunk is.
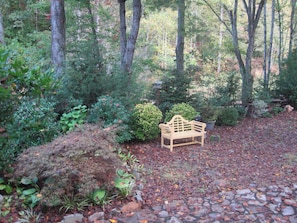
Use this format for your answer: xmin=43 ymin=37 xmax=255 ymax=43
xmin=125 ymin=0 xmax=141 ymax=73
xmin=51 ymin=0 xmax=66 ymax=78
xmin=0 ymin=10 xmax=4 ymax=45
xmin=176 ymin=0 xmax=185 ymax=75
xmin=276 ymin=0 xmax=283 ymax=74
xmin=263 ymin=2 xmax=267 ymax=88
xmin=267 ymin=0 xmax=275 ymax=85
xmin=217 ymin=5 xmax=224 ymax=73
xmin=289 ymin=0 xmax=296 ymax=56
xmin=118 ymin=0 xmax=127 ymax=72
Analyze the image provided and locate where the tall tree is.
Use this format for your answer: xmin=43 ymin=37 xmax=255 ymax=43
xmin=288 ymin=0 xmax=296 ymax=55
xmin=51 ymin=0 xmax=66 ymax=78
xmin=176 ymin=0 xmax=185 ymax=74
xmin=0 ymin=9 xmax=4 ymax=44
xmin=118 ymin=0 xmax=142 ymax=74
xmin=204 ymin=0 xmax=265 ymax=113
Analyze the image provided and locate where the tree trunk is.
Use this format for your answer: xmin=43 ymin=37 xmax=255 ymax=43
xmin=288 ymin=0 xmax=296 ymax=56
xmin=217 ymin=5 xmax=224 ymax=73
xmin=263 ymin=2 xmax=267 ymax=89
xmin=51 ymin=0 xmax=66 ymax=78
xmin=118 ymin=0 xmax=142 ymax=74
xmin=267 ymin=0 xmax=275 ymax=87
xmin=176 ymin=0 xmax=185 ymax=75
xmin=0 ymin=10 xmax=4 ymax=45
xmin=276 ymin=0 xmax=283 ymax=74
xmin=118 ymin=0 xmax=127 ymax=72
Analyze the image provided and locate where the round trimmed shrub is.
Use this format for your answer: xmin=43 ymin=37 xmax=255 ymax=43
xmin=165 ymin=103 xmax=198 ymax=122
xmin=130 ymin=103 xmax=162 ymax=141
xmin=216 ymin=107 xmax=239 ymax=126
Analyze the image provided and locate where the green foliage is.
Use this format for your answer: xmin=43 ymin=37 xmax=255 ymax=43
xmin=156 ymin=70 xmax=192 ymax=114
xmin=275 ymin=49 xmax=297 ymax=107
xmin=0 ymin=177 xmax=13 ymax=194
xmin=165 ymin=103 xmax=198 ymax=122
xmin=18 ymin=209 xmax=42 ymax=223
xmin=199 ymin=105 xmax=221 ymax=122
xmin=0 ymin=43 xmax=59 ymax=124
xmin=271 ymin=106 xmax=283 ymax=115
xmin=217 ymin=107 xmax=239 ymax=126
xmin=88 ymin=188 xmax=111 ymax=207
xmin=17 ymin=177 xmax=41 ymax=209
xmin=88 ymin=96 xmax=132 ymax=143
xmin=214 ymin=72 xmax=241 ymax=106
xmin=60 ymin=105 xmax=88 ymax=133
xmin=59 ymin=195 xmax=89 ymax=213
xmin=251 ymin=100 xmax=268 ymax=118
xmin=8 ymin=98 xmax=60 ymax=152
xmin=114 ymin=169 xmax=135 ymax=198
xmin=130 ymin=103 xmax=163 ymax=141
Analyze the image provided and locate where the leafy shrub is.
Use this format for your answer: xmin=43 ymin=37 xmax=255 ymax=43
xmin=88 ymin=96 xmax=132 ymax=143
xmin=217 ymin=107 xmax=239 ymax=126
xmin=130 ymin=103 xmax=162 ymax=141
xmin=8 ymin=98 xmax=60 ymax=152
xmin=165 ymin=103 xmax=198 ymax=122
xmin=59 ymin=105 xmax=87 ymax=133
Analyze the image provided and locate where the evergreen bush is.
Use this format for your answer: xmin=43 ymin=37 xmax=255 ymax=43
xmin=8 ymin=98 xmax=60 ymax=153
xmin=164 ymin=103 xmax=198 ymax=122
xmin=275 ymin=49 xmax=297 ymax=107
xmin=217 ymin=107 xmax=239 ymax=126
xmin=130 ymin=103 xmax=162 ymax=141
xmin=88 ymin=96 xmax=132 ymax=143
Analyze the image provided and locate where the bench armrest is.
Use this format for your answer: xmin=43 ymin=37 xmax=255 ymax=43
xmin=159 ymin=123 xmax=172 ymax=134
xmin=192 ymin=121 xmax=206 ymax=132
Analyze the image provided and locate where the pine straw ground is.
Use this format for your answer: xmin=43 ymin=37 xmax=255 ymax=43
xmin=2 ymin=111 xmax=297 ymax=222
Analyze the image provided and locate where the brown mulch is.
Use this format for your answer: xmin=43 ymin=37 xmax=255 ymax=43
xmin=2 ymin=111 xmax=297 ymax=222
xmin=125 ymin=111 xmax=297 ymax=207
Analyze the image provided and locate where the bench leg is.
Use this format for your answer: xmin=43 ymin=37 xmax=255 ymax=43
xmin=170 ymin=138 xmax=173 ymax=152
xmin=160 ymin=135 xmax=164 ymax=148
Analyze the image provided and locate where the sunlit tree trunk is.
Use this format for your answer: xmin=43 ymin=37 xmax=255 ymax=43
xmin=276 ymin=0 xmax=283 ymax=74
xmin=51 ymin=0 xmax=66 ymax=78
xmin=176 ymin=0 xmax=185 ymax=75
xmin=263 ymin=2 xmax=267 ymax=88
xmin=0 ymin=10 xmax=4 ymax=44
xmin=217 ymin=5 xmax=224 ymax=73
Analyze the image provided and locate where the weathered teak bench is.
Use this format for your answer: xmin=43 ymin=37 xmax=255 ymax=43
xmin=159 ymin=115 xmax=206 ymax=152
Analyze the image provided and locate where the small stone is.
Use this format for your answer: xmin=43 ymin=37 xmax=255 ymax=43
xmin=256 ymin=193 xmax=267 ymax=202
xmin=268 ymin=203 xmax=278 ymax=214
xmin=0 ymin=194 xmax=3 ymax=204
xmin=284 ymin=199 xmax=297 ymax=206
xmin=236 ymin=189 xmax=251 ymax=195
xmin=166 ymin=216 xmax=182 ymax=223
xmin=281 ymin=206 xmax=295 ymax=216
xmin=159 ymin=210 xmax=169 ymax=218
xmin=211 ymin=204 xmax=224 ymax=213
xmin=61 ymin=213 xmax=84 ymax=223
xmin=88 ymin=212 xmax=104 ymax=222
xmin=121 ymin=201 xmax=141 ymax=214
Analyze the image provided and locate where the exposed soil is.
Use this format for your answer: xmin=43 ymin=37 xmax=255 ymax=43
xmin=1 ymin=111 xmax=297 ymax=222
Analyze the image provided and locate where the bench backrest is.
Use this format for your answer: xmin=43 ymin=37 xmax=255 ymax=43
xmin=167 ymin=115 xmax=193 ymax=132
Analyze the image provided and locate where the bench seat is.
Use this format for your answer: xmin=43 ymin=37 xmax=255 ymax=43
xmin=159 ymin=115 xmax=206 ymax=152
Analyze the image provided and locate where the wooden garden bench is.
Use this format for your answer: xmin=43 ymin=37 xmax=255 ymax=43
xmin=159 ymin=115 xmax=206 ymax=152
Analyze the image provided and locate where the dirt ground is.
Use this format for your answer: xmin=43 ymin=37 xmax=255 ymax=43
xmin=2 ymin=111 xmax=297 ymax=222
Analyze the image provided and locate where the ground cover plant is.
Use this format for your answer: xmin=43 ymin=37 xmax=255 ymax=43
xmin=1 ymin=110 xmax=296 ymax=222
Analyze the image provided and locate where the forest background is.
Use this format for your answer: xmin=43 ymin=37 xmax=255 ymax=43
xmin=1 ymin=0 xmax=297 ymax=219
